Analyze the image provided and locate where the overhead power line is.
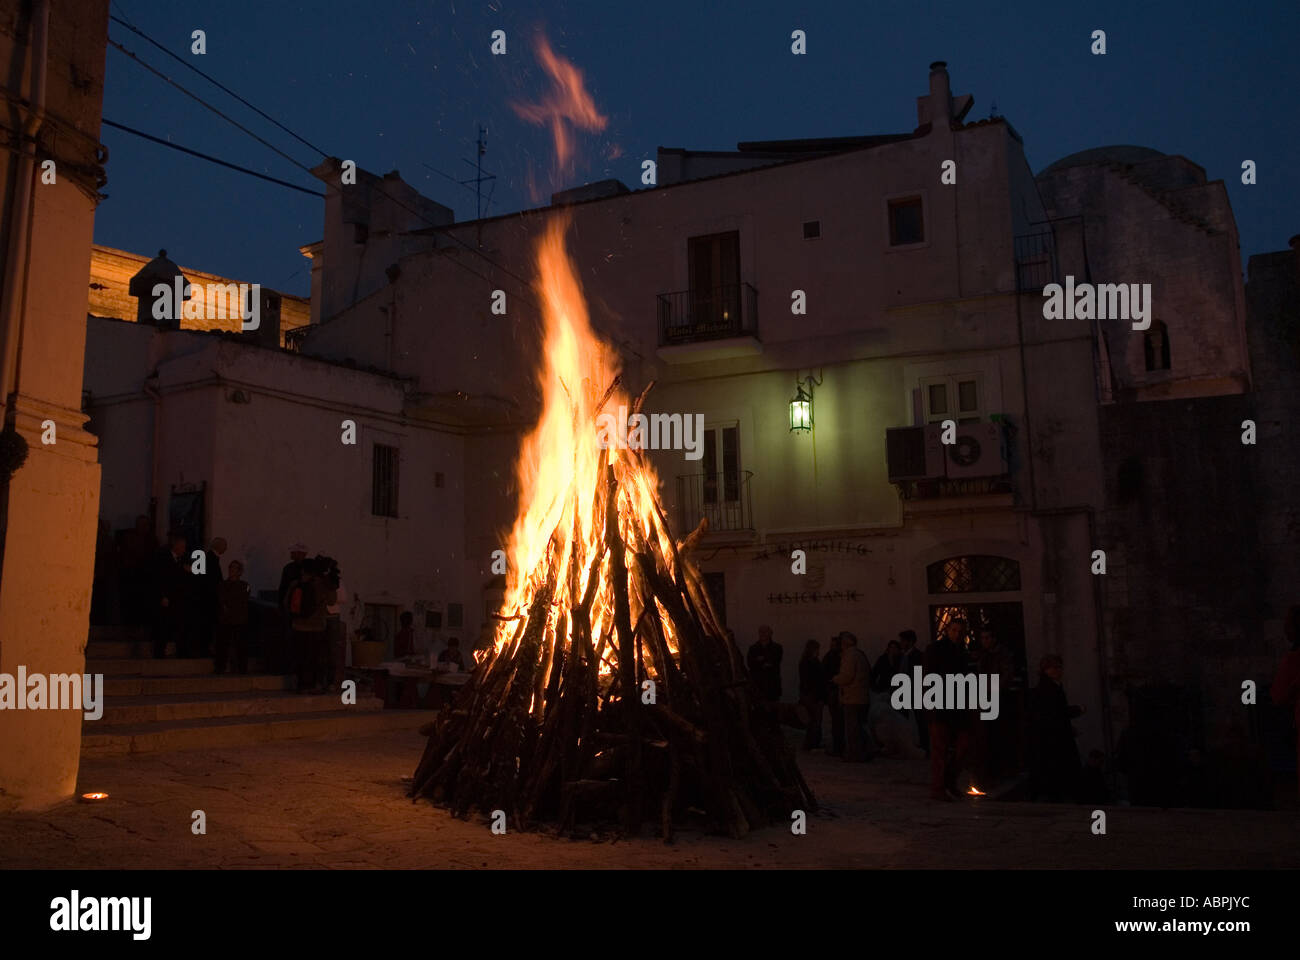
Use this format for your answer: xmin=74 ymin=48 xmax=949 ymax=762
xmin=106 ymin=9 xmax=540 ymax=306
xmin=109 ymin=13 xmax=329 ymax=159
xmin=102 ymin=119 xmax=324 ymax=197
xmin=107 ymin=36 xmax=316 ymax=178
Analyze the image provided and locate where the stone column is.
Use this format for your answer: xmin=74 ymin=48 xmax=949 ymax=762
xmin=0 ymin=0 xmax=109 ymax=811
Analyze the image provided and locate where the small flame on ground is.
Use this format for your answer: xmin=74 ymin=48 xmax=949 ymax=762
xmin=79 ymin=792 xmax=109 ymax=801
xmin=967 ymin=785 xmax=986 ymax=796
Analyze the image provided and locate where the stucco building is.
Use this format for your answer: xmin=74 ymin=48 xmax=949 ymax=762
xmin=80 ymin=60 xmax=1288 ymax=795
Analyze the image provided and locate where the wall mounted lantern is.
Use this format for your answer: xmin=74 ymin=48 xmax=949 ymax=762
xmin=788 ymin=372 xmax=823 ymax=433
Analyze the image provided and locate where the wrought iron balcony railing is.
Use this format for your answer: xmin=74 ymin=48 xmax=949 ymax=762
xmin=675 ymin=470 xmax=754 ymax=533
xmin=283 ymin=325 xmax=311 ymax=353
xmin=657 ymin=282 xmax=757 ymax=346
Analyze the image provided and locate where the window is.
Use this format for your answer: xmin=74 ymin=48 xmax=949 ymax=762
xmin=889 ymin=197 xmax=924 ymax=245
xmin=702 ymin=424 xmax=741 ymax=504
xmin=362 ymin=603 xmax=398 ymax=651
xmin=447 ymin=603 xmax=463 ymax=629
xmin=687 ymin=232 xmax=741 ymax=331
xmin=371 ymin=443 xmax=399 ymax=517
xmin=921 ymin=375 xmax=981 ymax=424
xmin=1144 ymin=321 xmax=1171 ymax=372
xmin=927 ymin=555 xmax=1022 ymax=594
xmin=802 ymin=220 xmax=821 ymax=240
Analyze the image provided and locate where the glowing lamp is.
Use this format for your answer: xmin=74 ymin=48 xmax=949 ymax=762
xmin=788 ymin=373 xmax=821 ymax=433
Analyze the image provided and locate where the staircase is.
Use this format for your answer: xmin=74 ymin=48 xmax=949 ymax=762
xmin=80 ymin=625 xmax=423 ymax=757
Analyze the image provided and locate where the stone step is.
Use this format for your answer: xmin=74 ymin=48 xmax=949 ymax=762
xmin=103 ymin=673 xmax=292 ymax=698
xmin=80 ymin=709 xmax=426 ymax=757
xmin=95 ymin=690 xmax=383 ymax=726
xmin=87 ymin=624 xmax=152 ymax=644
xmin=85 ymin=656 xmax=265 ymax=676
xmin=85 ymin=640 xmax=153 ymax=659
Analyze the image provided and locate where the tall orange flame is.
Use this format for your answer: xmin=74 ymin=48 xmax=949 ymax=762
xmin=511 ymin=35 xmax=608 ymax=180
xmin=491 ymin=37 xmax=676 ymax=684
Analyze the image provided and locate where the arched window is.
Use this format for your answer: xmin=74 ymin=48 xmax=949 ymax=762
xmin=1144 ymin=321 xmax=1171 ymax=372
xmin=926 ymin=555 xmax=1021 ymax=594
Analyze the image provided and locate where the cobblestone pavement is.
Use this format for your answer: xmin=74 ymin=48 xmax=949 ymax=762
xmin=0 ymin=731 xmax=1295 ymax=869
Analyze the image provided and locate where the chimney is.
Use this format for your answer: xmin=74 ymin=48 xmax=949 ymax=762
xmin=929 ymin=61 xmax=951 ymax=123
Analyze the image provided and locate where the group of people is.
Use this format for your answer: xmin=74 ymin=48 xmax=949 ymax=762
xmin=751 ymin=620 xmax=1093 ymax=803
xmin=112 ymin=523 xmax=254 ymax=675
xmin=275 ymin=543 xmax=346 ymax=694
xmin=91 ymin=518 xmax=348 ymax=691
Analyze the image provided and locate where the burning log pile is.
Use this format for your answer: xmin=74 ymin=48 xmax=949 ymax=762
xmin=410 ymin=37 xmax=814 ymax=836
xmin=411 ymin=372 xmax=815 ymax=839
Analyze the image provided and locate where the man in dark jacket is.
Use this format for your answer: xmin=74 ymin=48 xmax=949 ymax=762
xmin=872 ymin=639 xmax=904 ymax=694
xmin=924 ymin=619 xmax=975 ymax=800
xmin=150 ymin=534 xmax=188 ymax=658
xmin=1028 ymin=654 xmax=1084 ymax=801
xmin=822 ymin=635 xmax=844 ymax=756
xmin=798 ymin=640 xmax=826 ymax=750
xmin=747 ymin=625 xmax=783 ymax=705
xmin=900 ymin=629 xmax=928 ymax=757
xmin=274 ymin=542 xmax=309 ymax=673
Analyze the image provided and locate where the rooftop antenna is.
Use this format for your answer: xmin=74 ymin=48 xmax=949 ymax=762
xmin=459 ymin=126 xmax=497 ymax=218
xmin=458 ymin=125 xmax=497 ymax=248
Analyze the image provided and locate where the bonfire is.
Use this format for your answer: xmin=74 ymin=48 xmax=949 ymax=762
xmin=410 ymin=38 xmax=815 ymax=839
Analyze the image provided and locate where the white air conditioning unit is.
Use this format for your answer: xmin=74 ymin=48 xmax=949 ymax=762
xmin=886 ymin=425 xmax=946 ymax=482
xmin=944 ymin=423 xmax=1006 ymax=479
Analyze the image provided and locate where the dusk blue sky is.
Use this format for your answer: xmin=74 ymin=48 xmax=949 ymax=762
xmin=96 ymin=0 xmax=1299 ymax=296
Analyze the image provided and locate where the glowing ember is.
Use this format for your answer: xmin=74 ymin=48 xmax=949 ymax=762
xmin=967 ymin=785 xmax=986 ymax=796
xmin=79 ymin=792 xmax=109 ymax=801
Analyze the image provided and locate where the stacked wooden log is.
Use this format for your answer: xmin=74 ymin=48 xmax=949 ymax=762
xmin=410 ymin=384 xmax=816 ymax=839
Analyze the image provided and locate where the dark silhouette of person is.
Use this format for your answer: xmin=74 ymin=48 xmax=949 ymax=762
xmin=974 ymin=627 xmax=1013 ymax=783
xmin=798 ymin=639 xmax=826 ymax=750
xmin=150 ymin=534 xmax=188 ymax=658
xmin=871 ymin=639 xmax=904 ymax=694
xmin=1027 ymin=653 xmax=1084 ymax=801
xmin=438 ymin=636 xmax=465 ymax=668
xmin=900 ymin=629 xmax=928 ymax=757
xmin=924 ymin=619 xmax=974 ymax=800
xmin=214 ymin=559 xmax=250 ymax=674
xmin=120 ymin=514 xmax=157 ymax=625
xmin=822 ymin=634 xmax=844 ymax=756
xmin=395 ymin=610 xmax=417 ymax=658
xmin=746 ymin=625 xmax=783 ymax=704
xmin=275 ymin=543 xmax=309 ymax=673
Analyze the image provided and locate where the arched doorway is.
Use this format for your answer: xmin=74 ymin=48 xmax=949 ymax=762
xmin=925 ymin=554 xmax=1028 ymax=781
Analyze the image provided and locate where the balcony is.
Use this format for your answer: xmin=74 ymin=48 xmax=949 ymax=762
xmin=675 ymin=470 xmax=754 ymax=537
xmin=283 ymin=325 xmax=310 ymax=353
xmin=656 ymin=283 xmax=760 ymax=363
